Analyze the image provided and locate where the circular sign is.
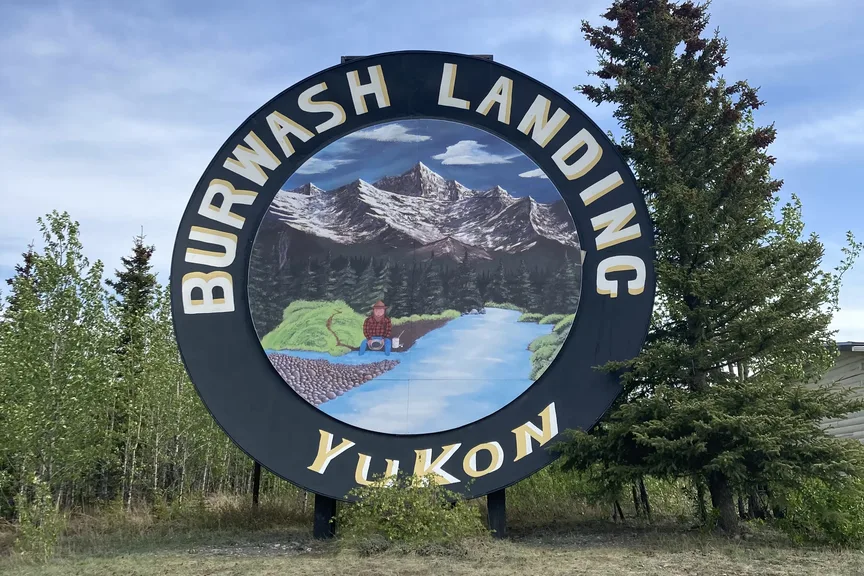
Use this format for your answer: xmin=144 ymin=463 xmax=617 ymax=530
xmin=170 ymin=51 xmax=655 ymax=501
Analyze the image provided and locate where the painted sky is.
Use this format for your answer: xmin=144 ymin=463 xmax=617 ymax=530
xmin=282 ymin=119 xmax=562 ymax=201
xmin=1 ymin=0 xmax=862 ymax=340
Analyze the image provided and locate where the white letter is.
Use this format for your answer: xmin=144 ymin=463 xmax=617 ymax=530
xmin=438 ymin=63 xmax=470 ymax=110
xmin=462 ymin=442 xmax=504 ymax=478
xmin=476 ymin=76 xmax=513 ymax=124
xmin=355 ymin=454 xmax=400 ymax=486
xmin=266 ymin=111 xmax=314 ymax=159
xmin=591 ymin=203 xmax=641 ymax=250
xmin=580 ymin=172 xmax=624 ymax=206
xmin=346 ymin=65 xmax=390 ymax=115
xmin=414 ymin=444 xmax=461 ymax=485
xmin=182 ymin=271 xmax=234 ymax=314
xmin=597 ymin=256 xmax=646 ymax=298
xmin=308 ymin=430 xmax=355 ymax=474
xmin=198 ymin=179 xmax=257 ymax=230
xmin=184 ymin=226 xmax=237 ymax=268
xmin=222 ymin=131 xmax=281 ymax=186
xmin=512 ymin=403 xmax=558 ymax=461
xmin=552 ymin=128 xmax=602 ymax=180
xmin=517 ymin=95 xmax=569 ymax=147
xmin=298 ymin=82 xmax=347 ymax=134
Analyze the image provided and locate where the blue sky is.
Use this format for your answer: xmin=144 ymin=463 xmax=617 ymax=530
xmin=0 ymin=0 xmax=862 ymax=340
xmin=282 ymin=119 xmax=562 ymax=200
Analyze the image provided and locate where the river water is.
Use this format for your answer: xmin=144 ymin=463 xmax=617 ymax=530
xmin=269 ymin=308 xmax=553 ymax=434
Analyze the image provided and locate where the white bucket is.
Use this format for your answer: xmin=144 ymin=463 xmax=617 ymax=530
xmin=392 ymin=337 xmax=401 ymax=349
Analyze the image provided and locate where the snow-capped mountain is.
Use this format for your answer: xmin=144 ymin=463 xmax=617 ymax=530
xmin=372 ymin=162 xmax=475 ymax=201
xmin=265 ymin=163 xmax=579 ymax=264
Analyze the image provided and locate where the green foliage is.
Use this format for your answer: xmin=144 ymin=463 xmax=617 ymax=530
xmin=484 ymin=302 xmax=524 ymax=312
xmin=391 ymin=310 xmax=460 ymax=326
xmin=13 ymin=475 xmax=66 ymax=562
xmin=553 ymin=314 xmax=575 ymax=333
xmin=563 ymin=0 xmax=864 ymax=534
xmin=517 ymin=312 xmax=543 ymax=323
xmin=776 ymin=477 xmax=864 ymax=547
xmin=538 ymin=314 xmax=566 ymax=325
xmin=261 ymin=300 xmax=365 ymax=356
xmin=528 ymin=317 xmax=573 ymax=379
xmin=338 ymin=475 xmax=489 ymax=547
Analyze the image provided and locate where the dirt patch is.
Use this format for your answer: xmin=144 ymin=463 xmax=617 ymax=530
xmin=392 ymin=318 xmax=451 ymax=350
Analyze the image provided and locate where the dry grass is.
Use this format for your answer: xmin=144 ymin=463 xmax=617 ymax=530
xmin=1 ymin=491 xmax=863 ymax=575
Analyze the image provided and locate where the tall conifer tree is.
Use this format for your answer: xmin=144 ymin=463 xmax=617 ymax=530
xmin=557 ymin=0 xmax=864 ymax=533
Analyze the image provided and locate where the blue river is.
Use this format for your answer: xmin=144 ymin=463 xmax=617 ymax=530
xmin=268 ymin=308 xmax=553 ymax=434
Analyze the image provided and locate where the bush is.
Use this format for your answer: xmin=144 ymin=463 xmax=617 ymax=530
xmin=338 ymin=475 xmax=489 ymax=549
xmin=553 ymin=314 xmax=575 ymax=333
xmin=484 ymin=302 xmax=525 ymax=312
xmin=539 ymin=314 xmax=566 ymax=325
xmin=13 ymin=475 xmax=66 ymax=563
xmin=776 ymin=477 xmax=864 ymax=547
xmin=517 ymin=313 xmax=544 ymax=323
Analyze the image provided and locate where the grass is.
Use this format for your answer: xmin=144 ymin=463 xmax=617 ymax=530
xmin=261 ymin=301 xmax=461 ymax=356
xmin=391 ymin=310 xmax=460 ymax=326
xmin=261 ymin=300 xmax=365 ymax=356
xmin=538 ymin=313 xmax=567 ymax=325
xmin=484 ymin=301 xmax=525 ymax=312
xmin=527 ymin=316 xmax=574 ymax=380
xmin=517 ymin=313 xmax=544 ymax=323
xmin=3 ymin=479 xmax=864 ymax=575
xmin=3 ymin=510 xmax=862 ymax=575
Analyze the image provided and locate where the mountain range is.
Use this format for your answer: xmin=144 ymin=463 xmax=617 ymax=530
xmin=257 ymin=162 xmax=582 ymax=266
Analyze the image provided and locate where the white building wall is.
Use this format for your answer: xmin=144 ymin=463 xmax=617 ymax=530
xmin=817 ymin=351 xmax=864 ymax=440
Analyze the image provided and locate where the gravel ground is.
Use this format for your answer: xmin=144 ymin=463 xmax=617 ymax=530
xmin=268 ymin=354 xmax=400 ymax=406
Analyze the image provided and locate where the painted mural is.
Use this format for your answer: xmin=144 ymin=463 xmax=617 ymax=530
xmin=248 ymin=119 xmax=582 ymax=434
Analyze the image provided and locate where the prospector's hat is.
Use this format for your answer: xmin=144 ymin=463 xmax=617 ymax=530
xmin=372 ymin=300 xmax=386 ymax=309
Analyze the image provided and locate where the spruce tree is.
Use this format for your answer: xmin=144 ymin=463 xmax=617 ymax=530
xmin=317 ymin=251 xmax=336 ymax=300
xmin=299 ymin=257 xmax=317 ymax=300
xmin=511 ymin=259 xmax=536 ymax=312
xmin=455 ymin=250 xmax=483 ymax=313
xmin=557 ymin=0 xmax=864 ymax=533
xmin=352 ymin=258 xmax=376 ymax=311
xmin=487 ymin=260 xmax=510 ymax=304
xmin=248 ymin=242 xmax=285 ymax=335
xmin=333 ymin=258 xmax=357 ymax=305
xmin=417 ymin=257 xmax=444 ymax=315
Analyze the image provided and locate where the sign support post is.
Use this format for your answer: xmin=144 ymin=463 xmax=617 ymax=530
xmin=313 ymin=494 xmax=338 ymax=539
xmin=487 ymin=489 xmax=506 ymax=538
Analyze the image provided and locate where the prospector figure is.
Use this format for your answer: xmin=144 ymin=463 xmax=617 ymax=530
xmin=359 ymin=300 xmax=392 ymax=356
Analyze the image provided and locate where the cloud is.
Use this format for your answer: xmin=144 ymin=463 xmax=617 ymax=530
xmin=432 ymin=140 xmax=519 ymax=166
xmin=345 ymin=123 xmax=431 ymax=142
xmin=519 ymin=168 xmax=549 ymax=179
xmin=295 ymin=157 xmax=354 ymax=175
xmin=771 ymin=108 xmax=864 ymax=163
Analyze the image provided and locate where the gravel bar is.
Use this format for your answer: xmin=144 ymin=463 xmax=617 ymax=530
xmin=267 ymin=354 xmax=400 ymax=406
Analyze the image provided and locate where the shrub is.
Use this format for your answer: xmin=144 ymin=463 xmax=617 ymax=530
xmin=484 ymin=302 xmax=525 ymax=312
xmin=553 ymin=314 xmax=575 ymax=333
xmin=518 ymin=313 xmax=544 ymax=323
xmin=776 ymin=477 xmax=864 ymax=547
xmin=338 ymin=475 xmax=489 ymax=549
xmin=13 ymin=475 xmax=66 ymax=563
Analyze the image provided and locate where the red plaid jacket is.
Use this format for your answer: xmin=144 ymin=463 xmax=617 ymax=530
xmin=363 ymin=315 xmax=392 ymax=339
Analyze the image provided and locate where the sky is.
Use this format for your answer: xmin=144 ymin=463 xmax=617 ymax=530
xmin=0 ymin=0 xmax=862 ymax=340
xmin=281 ymin=119 xmax=561 ymax=200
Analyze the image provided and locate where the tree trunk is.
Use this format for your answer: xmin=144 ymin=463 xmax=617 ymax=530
xmin=748 ymin=491 xmax=766 ymax=520
xmin=631 ymin=483 xmax=642 ymax=517
xmin=638 ymin=477 xmax=651 ymax=522
xmin=708 ymin=472 xmax=739 ymax=534
xmin=695 ymin=478 xmax=707 ymax=522
xmin=737 ymin=494 xmax=747 ymax=519
xmin=614 ymin=500 xmax=625 ymax=522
